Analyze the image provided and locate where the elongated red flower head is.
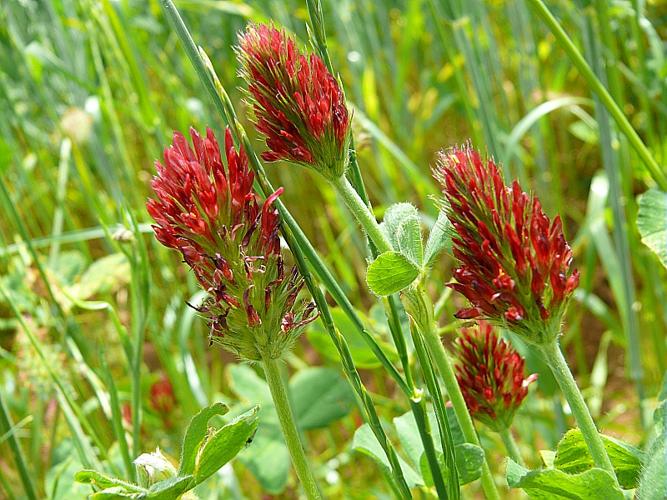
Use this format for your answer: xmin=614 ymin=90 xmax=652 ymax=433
xmin=147 ymin=127 xmax=317 ymax=360
xmin=455 ymin=322 xmax=537 ymax=431
xmin=435 ymin=145 xmax=579 ymax=343
xmin=237 ymin=23 xmax=351 ymax=180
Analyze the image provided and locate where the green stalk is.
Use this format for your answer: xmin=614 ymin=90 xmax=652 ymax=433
xmin=331 ymin=176 xmax=392 ymax=253
xmin=582 ymin=14 xmax=647 ymax=427
xmin=289 ymin=232 xmax=413 ymax=498
xmin=499 ymin=428 xmax=523 ymax=466
xmin=332 ymin=176 xmax=500 ymax=500
xmin=409 ymin=312 xmax=458 ymax=499
xmin=0 ymin=390 xmax=37 ymax=500
xmin=261 ymin=356 xmax=322 ymax=500
xmin=539 ymin=341 xmax=617 ymax=480
xmin=405 ymin=289 xmax=500 ymax=500
xmin=525 ymin=0 xmax=667 ymax=190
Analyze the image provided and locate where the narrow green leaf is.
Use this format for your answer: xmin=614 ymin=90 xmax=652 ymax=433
xmin=554 ymin=429 xmax=644 ymax=489
xmin=506 ymin=459 xmax=624 ymax=499
xmin=366 ymin=251 xmax=420 ymax=296
xmin=194 ymin=406 xmax=259 ymax=485
xmin=178 ymin=402 xmax=229 ymax=476
xmin=637 ymin=189 xmax=667 ymax=269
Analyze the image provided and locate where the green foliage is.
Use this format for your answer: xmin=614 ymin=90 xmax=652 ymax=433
xmin=553 ymin=429 xmax=644 ymax=489
xmin=637 ymin=189 xmax=667 ymax=269
xmin=506 ymin=459 xmax=624 ymax=499
xmin=366 ymin=251 xmax=420 ymax=296
xmin=75 ymin=404 xmax=259 ymax=499
xmin=306 ymin=306 xmax=399 ymax=368
xmin=352 ymin=408 xmax=484 ymax=490
xmin=228 ymin=365 xmax=354 ymax=493
xmin=637 ymin=373 xmax=667 ymax=499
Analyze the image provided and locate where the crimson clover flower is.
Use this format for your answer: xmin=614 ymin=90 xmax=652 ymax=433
xmin=150 ymin=375 xmax=175 ymax=415
xmin=434 ymin=145 xmax=580 ymax=343
xmin=237 ymin=23 xmax=351 ymax=180
xmin=147 ymin=126 xmax=317 ymax=361
xmin=454 ymin=322 xmax=537 ymax=432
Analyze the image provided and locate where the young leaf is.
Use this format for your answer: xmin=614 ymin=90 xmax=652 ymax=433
xmin=637 ymin=189 xmax=667 ymax=269
xmin=194 ymin=406 xmax=259 ymax=485
xmin=506 ymin=459 xmax=624 ymax=499
xmin=178 ymin=402 xmax=229 ymax=476
xmin=380 ymin=202 xmax=424 ymax=265
xmin=366 ymin=251 xmax=420 ymax=296
xmin=553 ymin=428 xmax=644 ymax=489
xmin=380 ymin=202 xmax=420 ymax=249
xmin=74 ymin=470 xmax=146 ymax=493
xmin=424 ymin=210 xmax=451 ymax=266
xmin=290 ymin=368 xmax=354 ymax=429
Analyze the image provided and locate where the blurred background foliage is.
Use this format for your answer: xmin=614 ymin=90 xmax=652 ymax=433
xmin=1 ymin=0 xmax=667 ymax=497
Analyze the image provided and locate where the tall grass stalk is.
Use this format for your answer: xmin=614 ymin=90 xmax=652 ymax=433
xmin=526 ymin=0 xmax=667 ymax=190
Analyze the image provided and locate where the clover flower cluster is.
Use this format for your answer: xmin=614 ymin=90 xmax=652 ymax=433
xmin=435 ymin=146 xmax=580 ymax=343
xmin=455 ymin=322 xmax=537 ymax=431
xmin=147 ymin=127 xmax=317 ymax=361
xmin=237 ymin=24 xmax=351 ymax=180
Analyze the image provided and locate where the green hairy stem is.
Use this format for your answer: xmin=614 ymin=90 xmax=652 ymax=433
xmin=261 ymin=356 xmax=323 ymax=500
xmin=539 ymin=340 xmax=618 ymax=483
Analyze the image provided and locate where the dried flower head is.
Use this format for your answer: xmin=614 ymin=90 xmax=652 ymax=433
xmin=434 ymin=145 xmax=580 ymax=343
xmin=455 ymin=322 xmax=537 ymax=431
xmin=147 ymin=126 xmax=318 ymax=361
xmin=237 ymin=23 xmax=351 ymax=180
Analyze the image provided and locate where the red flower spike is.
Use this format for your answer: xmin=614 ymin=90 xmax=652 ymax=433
xmin=454 ymin=322 xmax=537 ymax=431
xmin=150 ymin=375 xmax=175 ymax=415
xmin=237 ymin=23 xmax=351 ymax=180
xmin=148 ymin=126 xmax=318 ymax=361
xmin=434 ymin=145 xmax=580 ymax=343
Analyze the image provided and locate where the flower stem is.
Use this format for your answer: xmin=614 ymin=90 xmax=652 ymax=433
xmin=332 ymin=176 xmax=393 ymax=253
xmin=415 ymin=299 xmax=500 ymax=500
xmin=334 ymin=175 xmax=500 ymax=499
xmin=261 ymin=356 xmax=322 ymax=500
xmin=499 ymin=428 xmax=523 ymax=466
xmin=539 ymin=340 xmax=618 ymax=482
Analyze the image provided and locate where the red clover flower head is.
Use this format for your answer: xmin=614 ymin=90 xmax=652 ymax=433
xmin=434 ymin=145 xmax=580 ymax=344
xmin=237 ymin=23 xmax=351 ymax=180
xmin=147 ymin=126 xmax=318 ymax=361
xmin=455 ymin=322 xmax=537 ymax=432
